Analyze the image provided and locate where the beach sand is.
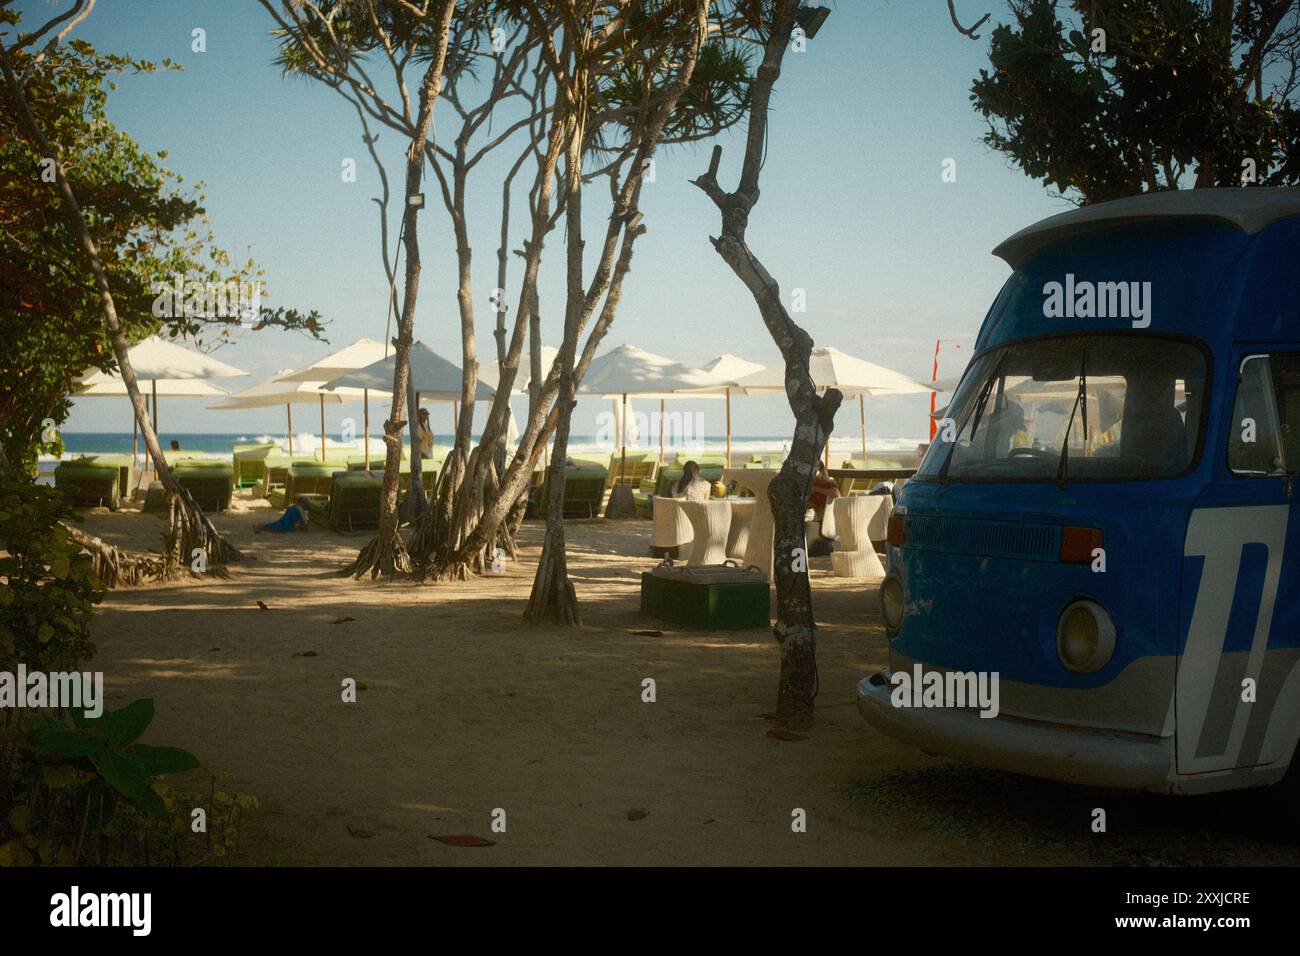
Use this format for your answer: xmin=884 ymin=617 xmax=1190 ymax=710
xmin=72 ymin=492 xmax=1300 ymax=866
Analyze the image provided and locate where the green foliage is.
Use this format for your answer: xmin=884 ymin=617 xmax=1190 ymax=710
xmin=33 ymin=699 xmax=198 ymax=821
xmin=0 ymin=471 xmax=102 ymax=676
xmin=1 ymin=702 xmax=256 ymax=866
xmin=0 ymin=7 xmax=326 ymax=468
xmin=970 ymin=0 xmax=1300 ymax=203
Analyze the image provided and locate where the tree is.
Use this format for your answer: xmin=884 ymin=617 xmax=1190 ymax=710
xmin=1 ymin=2 xmax=324 ymax=581
xmin=263 ymin=0 xmax=460 ymax=578
xmin=971 ymin=0 xmax=1300 ymax=203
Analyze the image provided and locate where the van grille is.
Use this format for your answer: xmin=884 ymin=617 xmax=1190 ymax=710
xmin=905 ymin=515 xmax=1060 ymax=562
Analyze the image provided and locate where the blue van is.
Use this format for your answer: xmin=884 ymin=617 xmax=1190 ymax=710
xmin=857 ymin=188 xmax=1300 ymax=795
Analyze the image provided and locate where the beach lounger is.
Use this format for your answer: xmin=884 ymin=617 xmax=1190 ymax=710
xmin=54 ymin=459 xmax=120 ymax=510
xmin=266 ymin=460 xmax=337 ymax=509
xmin=305 ymin=472 xmax=383 ymax=532
xmin=633 ymin=464 xmax=683 ymax=519
xmin=606 ymin=451 xmax=657 ymax=489
xmin=537 ymin=465 xmax=608 ymax=519
xmin=232 ymin=443 xmax=278 ymax=488
xmin=173 ymin=460 xmax=235 ymax=512
xmin=836 ymin=457 xmax=904 ymax=496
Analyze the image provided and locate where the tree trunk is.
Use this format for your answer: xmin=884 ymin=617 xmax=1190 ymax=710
xmin=341 ymin=6 xmax=456 ymax=578
xmin=1 ymin=43 xmax=239 ymax=575
xmin=690 ymin=0 xmax=839 ymax=730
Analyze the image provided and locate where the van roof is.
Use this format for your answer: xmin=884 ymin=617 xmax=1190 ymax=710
xmin=993 ymin=187 xmax=1300 ymax=268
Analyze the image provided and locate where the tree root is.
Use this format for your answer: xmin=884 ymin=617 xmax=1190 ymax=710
xmin=61 ymin=523 xmax=168 ymax=588
xmin=340 ymin=529 xmax=412 ymax=580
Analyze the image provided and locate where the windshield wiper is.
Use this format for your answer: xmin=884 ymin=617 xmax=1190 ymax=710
xmin=1056 ymin=354 xmax=1089 ymax=488
xmin=939 ymin=350 xmax=1008 ymax=487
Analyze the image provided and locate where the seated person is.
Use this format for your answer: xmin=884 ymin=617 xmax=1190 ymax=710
xmin=257 ymin=496 xmax=312 ymax=533
xmin=674 ymin=460 xmax=713 ymax=502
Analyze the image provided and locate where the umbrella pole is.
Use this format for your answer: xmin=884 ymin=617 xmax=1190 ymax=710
xmin=364 ymin=388 xmax=370 ymax=467
xmin=131 ymin=400 xmax=138 ymax=467
xmin=658 ymin=399 xmax=664 ymax=465
xmin=319 ymin=393 xmax=325 ymax=462
xmin=619 ymin=393 xmax=627 ymax=485
xmin=725 ymin=388 xmax=732 ymax=468
xmin=860 ymin=394 xmax=867 ymax=461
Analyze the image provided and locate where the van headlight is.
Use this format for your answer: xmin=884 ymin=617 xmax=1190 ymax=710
xmin=881 ymin=575 xmax=905 ymax=636
xmin=1056 ymin=600 xmax=1115 ymax=674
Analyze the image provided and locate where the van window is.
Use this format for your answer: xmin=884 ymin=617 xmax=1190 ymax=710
xmin=916 ymin=335 xmax=1206 ymax=483
xmin=1228 ymin=354 xmax=1300 ymax=475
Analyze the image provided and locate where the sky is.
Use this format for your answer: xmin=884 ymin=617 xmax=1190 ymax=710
xmin=26 ymin=0 xmax=1072 ymax=441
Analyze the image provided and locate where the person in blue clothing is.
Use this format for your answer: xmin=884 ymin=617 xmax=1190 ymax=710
xmin=256 ymin=496 xmax=312 ymax=533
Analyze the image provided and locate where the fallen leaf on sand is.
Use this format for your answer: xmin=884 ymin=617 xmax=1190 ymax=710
xmin=208 ymin=647 xmax=221 ymax=652
xmin=766 ymin=728 xmax=809 ymax=742
xmin=754 ymin=712 xmax=778 ymax=720
xmin=256 ymin=601 xmax=269 ymax=610
xmin=629 ymin=629 xmax=663 ymax=637
xmin=347 ymin=827 xmax=373 ymax=838
xmin=293 ymin=651 xmax=318 ymax=658
xmin=330 ymin=616 xmax=356 ymax=624
xmin=356 ymin=682 xmax=369 ymax=690
xmin=429 ymin=835 xmax=496 ymax=847
xmin=626 ymin=808 xmax=648 ymax=821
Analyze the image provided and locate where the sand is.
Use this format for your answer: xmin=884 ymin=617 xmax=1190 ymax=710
xmin=73 ymin=493 xmax=1300 ymax=866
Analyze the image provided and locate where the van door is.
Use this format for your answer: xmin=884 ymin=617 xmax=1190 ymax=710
xmin=1177 ymin=353 xmax=1299 ymax=775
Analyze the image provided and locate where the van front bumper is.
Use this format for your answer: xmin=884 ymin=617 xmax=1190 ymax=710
xmin=856 ymin=673 xmax=1175 ymax=792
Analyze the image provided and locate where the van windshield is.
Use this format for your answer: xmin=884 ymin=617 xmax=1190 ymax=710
xmin=916 ymin=335 xmax=1207 ymax=483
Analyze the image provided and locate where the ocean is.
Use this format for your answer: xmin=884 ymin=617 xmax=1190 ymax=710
xmin=46 ymin=431 xmax=929 ymax=462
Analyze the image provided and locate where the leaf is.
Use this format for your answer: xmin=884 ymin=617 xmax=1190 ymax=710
xmin=754 ymin=712 xmax=779 ymax=720
xmin=293 ymin=650 xmax=318 ymax=657
xmin=96 ymin=749 xmax=152 ymax=803
xmin=103 ymin=698 xmax=154 ymax=748
xmin=37 ymin=729 xmax=101 ymax=758
xmin=42 ymin=764 xmax=78 ymax=789
xmin=135 ymin=787 xmax=169 ymax=820
xmin=626 ymin=808 xmax=648 ymax=821
xmin=629 ymin=629 xmax=663 ymax=636
xmin=7 ymin=806 xmax=32 ymax=834
xmin=330 ymin=616 xmax=356 ymax=624
xmin=429 ymin=834 xmax=496 ymax=847
xmin=347 ymin=826 xmax=374 ymax=838
xmin=0 ymin=839 xmax=33 ymax=868
xmin=256 ymin=601 xmax=269 ymax=610
xmin=36 ymin=623 xmax=54 ymax=644
xmin=765 ymin=728 xmax=809 ymax=742
xmin=132 ymin=744 xmax=200 ymax=776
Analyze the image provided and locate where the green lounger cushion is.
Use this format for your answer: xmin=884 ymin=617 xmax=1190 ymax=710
xmin=233 ymin=443 xmax=278 ymax=487
xmin=538 ymin=465 xmax=608 ymax=519
xmin=173 ymin=460 xmax=235 ymax=512
xmin=310 ymin=472 xmax=383 ymax=532
xmin=54 ymin=461 xmax=121 ymax=510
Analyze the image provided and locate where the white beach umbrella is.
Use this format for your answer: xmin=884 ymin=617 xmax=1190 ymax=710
xmin=77 ymin=335 xmax=249 ymax=470
xmin=731 ymin=346 xmax=936 ymax=463
xmin=209 ymin=370 xmax=367 ymax=459
xmin=671 ymin=353 xmax=767 ymax=466
xmin=578 ymin=345 xmax=717 ymax=480
xmin=275 ymin=337 xmax=389 ymax=463
xmin=323 ymin=341 xmax=495 ymax=450
xmin=480 ymin=346 xmax=560 ymax=394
